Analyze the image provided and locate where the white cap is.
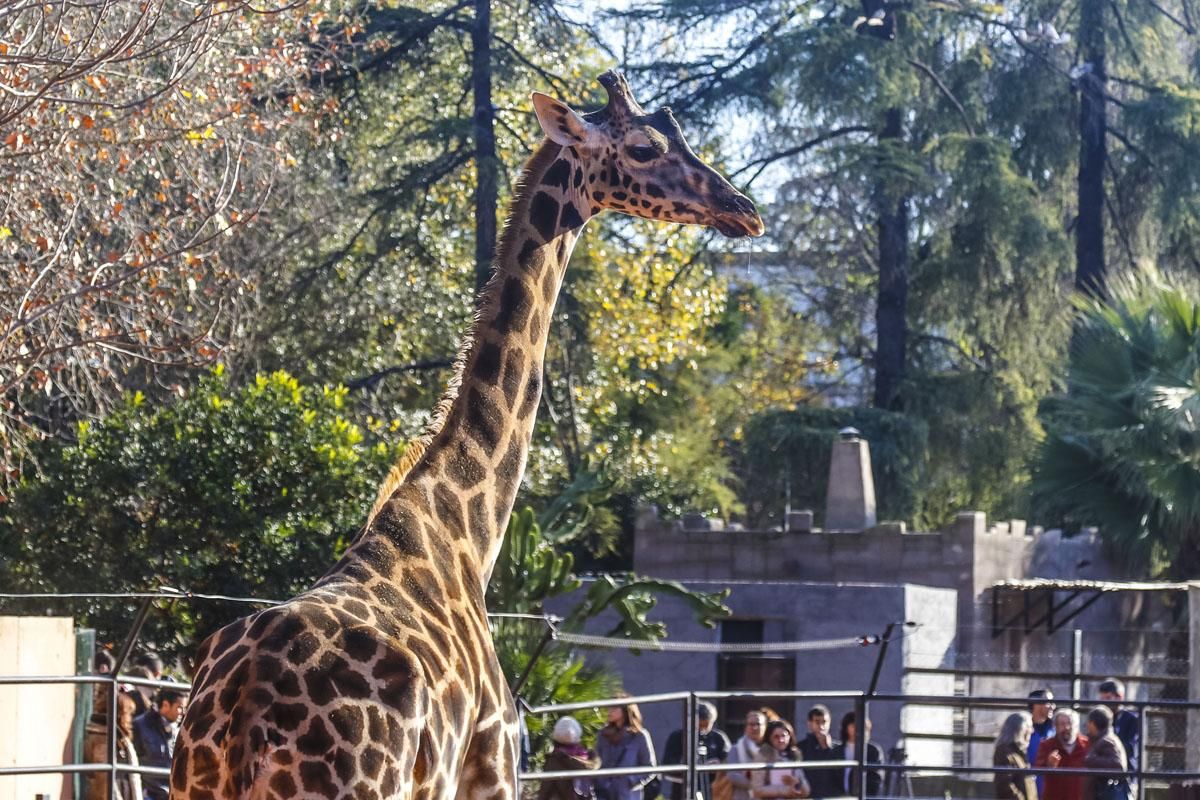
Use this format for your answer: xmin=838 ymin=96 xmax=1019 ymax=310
xmin=553 ymin=716 xmax=583 ymax=745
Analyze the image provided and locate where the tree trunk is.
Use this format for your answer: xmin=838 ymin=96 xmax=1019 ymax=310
xmin=471 ymin=0 xmax=498 ymax=295
xmin=1076 ymin=0 xmax=1107 ymax=297
xmin=874 ymin=107 xmax=909 ymax=411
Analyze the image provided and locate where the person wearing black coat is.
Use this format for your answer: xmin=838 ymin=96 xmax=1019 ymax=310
xmin=132 ymin=688 xmax=186 ymax=800
xmin=834 ymin=711 xmax=884 ymax=797
xmin=797 ymin=705 xmax=841 ymax=798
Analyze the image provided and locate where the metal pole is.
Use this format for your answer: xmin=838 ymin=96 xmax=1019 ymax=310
xmin=685 ymin=692 xmax=697 ymax=800
xmin=511 ymin=625 xmax=555 ymax=697
xmin=1070 ymin=629 xmax=1082 ymax=702
xmin=867 ymin=623 xmax=897 ymax=696
xmin=110 ymin=597 xmax=155 ymax=800
xmin=862 ymin=624 xmax=903 ymax=800
xmin=856 ymin=696 xmax=869 ymax=800
xmin=1135 ymin=705 xmax=1146 ymax=800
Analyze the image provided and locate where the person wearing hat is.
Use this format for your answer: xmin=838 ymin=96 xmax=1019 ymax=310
xmin=539 ymin=716 xmax=601 ymax=800
xmin=662 ymin=701 xmax=732 ymax=800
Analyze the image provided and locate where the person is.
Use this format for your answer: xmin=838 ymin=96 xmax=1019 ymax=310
xmin=1027 ymin=689 xmax=1056 ymax=797
xmin=134 ymin=651 xmax=165 ymax=680
xmin=797 ymin=705 xmax=840 ymax=798
xmin=751 ymin=719 xmax=810 ymax=799
xmin=1082 ymin=707 xmax=1129 ymax=800
xmin=94 ymin=648 xmax=115 ymax=675
xmin=133 ymin=687 xmax=186 ymax=800
xmin=595 ymin=699 xmax=657 ymax=800
xmin=1035 ymin=709 xmax=1089 ymax=800
xmin=994 ymin=711 xmax=1038 ymax=800
xmin=123 ymin=665 xmax=155 ymax=719
xmin=83 ymin=690 xmax=142 ymax=800
xmin=1098 ymin=679 xmax=1139 ymax=778
xmin=728 ymin=711 xmax=770 ymax=800
xmin=538 ymin=716 xmax=599 ymax=800
xmin=835 ymin=711 xmax=883 ymax=797
xmin=662 ymin=701 xmax=731 ymax=800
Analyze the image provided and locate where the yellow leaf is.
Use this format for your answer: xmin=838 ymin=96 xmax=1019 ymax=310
xmin=0 ymin=227 xmax=11 ymax=239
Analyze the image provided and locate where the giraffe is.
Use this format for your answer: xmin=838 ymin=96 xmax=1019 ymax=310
xmin=169 ymin=70 xmax=763 ymax=800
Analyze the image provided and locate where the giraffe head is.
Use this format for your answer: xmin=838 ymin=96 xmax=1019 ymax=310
xmin=531 ymin=71 xmax=765 ymax=238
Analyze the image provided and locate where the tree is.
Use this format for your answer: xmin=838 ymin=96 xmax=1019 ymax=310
xmin=0 ymin=0 xmax=347 ymax=480
xmin=606 ymin=0 xmax=1075 ymax=524
xmin=0 ymin=368 xmax=399 ymax=657
xmin=1033 ymin=267 xmax=1200 ymax=580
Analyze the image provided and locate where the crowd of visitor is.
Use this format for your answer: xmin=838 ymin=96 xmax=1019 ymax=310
xmin=536 ymin=700 xmax=884 ymax=800
xmin=993 ymin=681 xmax=1140 ymax=800
xmin=535 ymin=680 xmax=1142 ymax=800
xmin=84 ymin=649 xmax=187 ymax=800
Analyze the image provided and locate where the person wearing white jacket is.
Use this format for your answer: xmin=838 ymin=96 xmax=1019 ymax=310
xmin=727 ymin=711 xmax=770 ymax=800
xmin=751 ymin=720 xmax=811 ymax=799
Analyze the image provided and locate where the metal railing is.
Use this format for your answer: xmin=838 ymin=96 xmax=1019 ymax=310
xmin=517 ymin=689 xmax=1200 ymax=800
xmin=2 ymin=602 xmax=1198 ymax=800
xmin=0 ymin=597 xmax=192 ymax=798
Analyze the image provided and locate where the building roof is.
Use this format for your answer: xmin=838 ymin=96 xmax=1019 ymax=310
xmin=993 ymin=578 xmax=1191 ymax=592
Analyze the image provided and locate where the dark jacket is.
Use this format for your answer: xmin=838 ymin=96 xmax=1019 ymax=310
xmin=538 ymin=745 xmax=600 ymax=800
xmin=1083 ymin=732 xmax=1128 ymax=800
xmin=994 ymin=743 xmax=1038 ymax=800
xmin=798 ymin=734 xmax=841 ymax=798
xmin=833 ymin=741 xmax=884 ymax=797
xmin=133 ymin=709 xmax=175 ymax=800
xmin=662 ymin=727 xmax=732 ymax=800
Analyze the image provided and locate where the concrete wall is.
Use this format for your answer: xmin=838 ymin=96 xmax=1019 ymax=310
xmin=634 ymin=509 xmax=1157 ymax=673
xmin=0 ymin=616 xmax=78 ymax=800
xmin=545 ymin=581 xmax=956 ymax=767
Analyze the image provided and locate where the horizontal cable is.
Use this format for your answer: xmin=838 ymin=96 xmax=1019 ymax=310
xmin=551 ymin=630 xmax=868 ymax=652
xmin=0 ymin=590 xmax=560 ymax=624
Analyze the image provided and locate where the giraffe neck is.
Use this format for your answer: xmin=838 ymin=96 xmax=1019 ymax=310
xmin=362 ymin=140 xmax=593 ymax=592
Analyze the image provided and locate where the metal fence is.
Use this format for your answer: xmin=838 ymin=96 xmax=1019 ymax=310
xmin=518 ymin=689 xmax=1200 ymax=800
xmin=0 ymin=597 xmax=192 ymax=798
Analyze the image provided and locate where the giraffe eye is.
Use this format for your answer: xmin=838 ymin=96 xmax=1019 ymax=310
xmin=626 ymin=144 xmax=659 ymax=163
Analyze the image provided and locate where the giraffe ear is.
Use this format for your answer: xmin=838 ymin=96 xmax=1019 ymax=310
xmin=531 ymin=92 xmax=595 ymax=147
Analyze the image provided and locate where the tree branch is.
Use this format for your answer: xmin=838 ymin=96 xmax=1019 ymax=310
xmin=907 ymin=59 xmax=976 ymax=136
xmin=345 ymin=359 xmax=455 ymax=392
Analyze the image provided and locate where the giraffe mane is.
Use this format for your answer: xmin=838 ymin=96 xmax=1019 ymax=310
xmin=364 ymin=138 xmax=564 ymax=528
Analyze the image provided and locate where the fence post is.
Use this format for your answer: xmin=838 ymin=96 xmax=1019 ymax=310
xmin=856 ymin=696 xmax=869 ymax=800
xmin=1070 ymin=629 xmax=1082 ymax=702
xmin=109 ymin=597 xmax=155 ymax=799
xmin=685 ymin=692 xmax=697 ymax=800
xmin=1136 ymin=701 xmax=1146 ymax=800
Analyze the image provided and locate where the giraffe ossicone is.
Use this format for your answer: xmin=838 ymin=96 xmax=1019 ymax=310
xmin=170 ymin=70 xmax=761 ymax=800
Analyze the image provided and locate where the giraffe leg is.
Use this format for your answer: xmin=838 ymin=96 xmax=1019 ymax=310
xmin=455 ymin=686 xmax=520 ymax=800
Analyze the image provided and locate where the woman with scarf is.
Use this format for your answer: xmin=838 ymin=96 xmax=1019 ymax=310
xmin=595 ymin=699 xmax=657 ymax=800
xmin=538 ymin=716 xmax=600 ymax=800
xmin=726 ymin=710 xmax=773 ymax=800
xmin=751 ymin=719 xmax=810 ymax=799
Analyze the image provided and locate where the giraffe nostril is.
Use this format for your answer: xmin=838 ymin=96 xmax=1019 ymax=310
xmin=719 ymin=193 xmax=756 ymax=216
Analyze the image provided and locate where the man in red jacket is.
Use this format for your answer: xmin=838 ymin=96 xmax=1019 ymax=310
xmin=1035 ymin=708 xmax=1090 ymax=800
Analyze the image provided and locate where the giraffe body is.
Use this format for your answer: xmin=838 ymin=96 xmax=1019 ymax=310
xmin=171 ymin=71 xmax=762 ymax=800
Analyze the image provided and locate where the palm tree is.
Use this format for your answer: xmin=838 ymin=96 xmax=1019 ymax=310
xmin=1033 ymin=267 xmax=1200 ymax=579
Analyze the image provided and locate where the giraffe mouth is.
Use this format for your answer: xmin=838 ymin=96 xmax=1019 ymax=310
xmin=711 ymin=212 xmax=766 ymax=238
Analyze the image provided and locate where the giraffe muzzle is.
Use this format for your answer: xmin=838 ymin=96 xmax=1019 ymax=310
xmin=712 ymin=193 xmax=765 ymax=238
